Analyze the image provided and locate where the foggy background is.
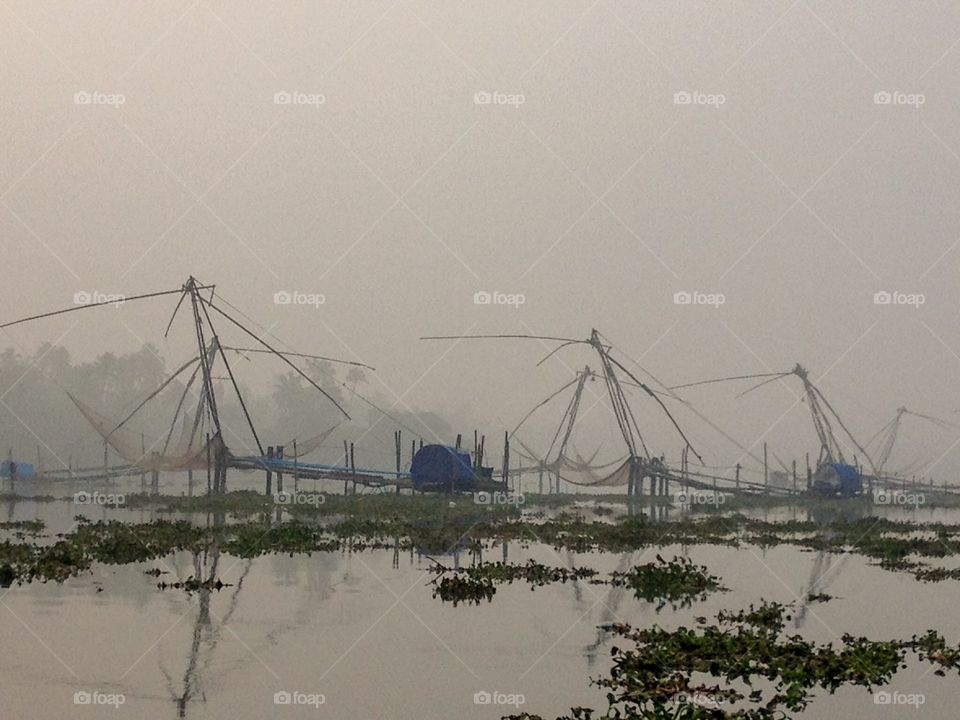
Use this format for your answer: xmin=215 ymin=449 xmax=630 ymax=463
xmin=3 ymin=1 xmax=960 ymax=484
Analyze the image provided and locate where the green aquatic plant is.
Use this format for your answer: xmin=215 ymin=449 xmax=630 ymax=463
xmin=609 ymin=555 xmax=725 ymax=610
xmin=507 ymin=601 xmax=960 ymax=719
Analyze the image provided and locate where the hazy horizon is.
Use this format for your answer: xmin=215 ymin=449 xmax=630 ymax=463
xmin=4 ymin=1 xmax=960 ymax=482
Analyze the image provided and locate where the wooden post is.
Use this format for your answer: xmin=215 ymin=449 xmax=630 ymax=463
xmin=350 ymin=442 xmax=356 ymax=494
xmin=735 ymin=463 xmax=741 ymax=489
xmin=456 ymin=433 xmax=462 ymax=450
xmin=792 ymin=459 xmax=797 ymax=495
xmin=206 ymin=433 xmax=211 ymax=495
xmin=343 ymin=440 xmax=350 ymax=495
xmin=150 ymin=451 xmax=159 ymax=495
xmin=265 ymin=446 xmax=274 ymax=495
xmin=188 ymin=468 xmax=193 ymax=497
xmin=538 ymin=467 xmax=543 ymax=495
xmin=763 ymin=442 xmax=768 ymax=490
xmin=276 ymin=445 xmax=284 ymax=493
xmin=502 ymin=432 xmax=510 ymax=491
xmin=395 ymin=430 xmax=402 ymax=494
xmin=293 ymin=439 xmax=299 ymax=492
xmin=806 ymin=453 xmax=811 ymax=490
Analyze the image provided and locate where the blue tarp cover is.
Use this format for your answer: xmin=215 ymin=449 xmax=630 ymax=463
xmin=1 ymin=460 xmax=34 ymax=478
xmin=410 ymin=445 xmax=474 ymax=489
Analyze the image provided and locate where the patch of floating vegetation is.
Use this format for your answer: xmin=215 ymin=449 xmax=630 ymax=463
xmin=155 ymin=576 xmax=233 ymax=593
xmin=429 ymin=559 xmax=601 ymax=606
xmin=609 ymin=555 xmax=725 ymax=610
xmin=2 ymin=503 xmax=960 ymax=586
xmin=506 ymin=600 xmax=960 ymax=719
xmin=429 ymin=555 xmax=723 ymax=609
xmin=0 ymin=519 xmax=45 ymax=539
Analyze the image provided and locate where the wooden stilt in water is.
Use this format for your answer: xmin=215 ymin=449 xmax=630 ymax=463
xmin=343 ymin=441 xmax=349 ymax=495
xmin=293 ymin=439 xmax=299 ymax=492
xmin=763 ymin=442 xmax=768 ymax=491
xmin=394 ymin=430 xmax=402 ymax=494
xmin=276 ymin=445 xmax=284 ymax=493
xmin=206 ymin=433 xmax=211 ymax=495
xmin=265 ymin=446 xmax=274 ymax=495
xmin=350 ymin=442 xmax=356 ymax=495
xmin=502 ymin=432 xmax=510 ymax=492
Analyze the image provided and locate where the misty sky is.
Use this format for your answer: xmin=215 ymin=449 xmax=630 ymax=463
xmin=3 ymin=1 xmax=960 ymax=481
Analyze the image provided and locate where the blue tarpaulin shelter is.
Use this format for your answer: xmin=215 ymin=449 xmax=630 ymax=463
xmin=410 ymin=445 xmax=474 ymax=490
xmin=814 ymin=462 xmax=861 ymax=495
xmin=1 ymin=460 xmax=34 ymax=478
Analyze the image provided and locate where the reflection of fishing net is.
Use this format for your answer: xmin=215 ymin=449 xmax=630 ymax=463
xmin=68 ymin=393 xmax=223 ymax=471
